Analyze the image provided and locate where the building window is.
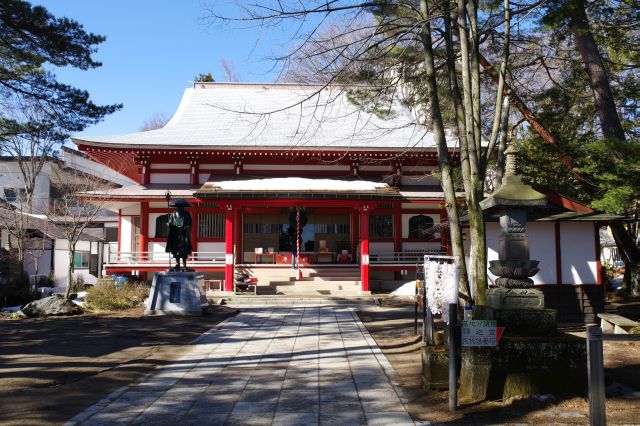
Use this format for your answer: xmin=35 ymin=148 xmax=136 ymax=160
xmin=408 ymin=215 xmax=435 ymax=239
xmin=3 ymin=187 xmax=26 ymax=202
xmin=244 ymin=223 xmax=281 ymax=234
xmin=155 ymin=214 xmax=169 ymax=238
xmin=199 ymin=213 xmax=225 ymax=238
xmin=370 ymin=215 xmax=393 ymax=238
xmin=105 ymin=227 xmax=118 ymax=242
xmin=73 ymin=251 xmax=90 ymax=269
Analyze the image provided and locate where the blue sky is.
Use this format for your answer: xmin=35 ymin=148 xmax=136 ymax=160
xmin=33 ymin=1 xmax=300 ymax=138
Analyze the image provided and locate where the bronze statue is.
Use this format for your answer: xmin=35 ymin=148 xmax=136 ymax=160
xmin=165 ymin=198 xmax=193 ymax=270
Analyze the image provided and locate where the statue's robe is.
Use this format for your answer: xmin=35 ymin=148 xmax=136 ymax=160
xmin=165 ymin=210 xmax=193 ymax=259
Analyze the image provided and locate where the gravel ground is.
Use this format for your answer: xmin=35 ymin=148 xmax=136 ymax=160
xmin=356 ymin=299 xmax=640 ymax=425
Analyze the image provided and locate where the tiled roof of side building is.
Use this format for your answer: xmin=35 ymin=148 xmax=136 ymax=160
xmin=73 ymin=83 xmax=457 ymax=150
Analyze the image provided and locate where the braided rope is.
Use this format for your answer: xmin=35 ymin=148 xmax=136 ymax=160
xmin=296 ymin=208 xmax=301 ymax=272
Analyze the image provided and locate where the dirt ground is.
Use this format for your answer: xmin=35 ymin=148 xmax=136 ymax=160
xmin=0 ymin=306 xmax=236 ymax=426
xmin=1 ymin=299 xmax=638 ymax=425
xmin=356 ymin=298 xmax=640 ymax=425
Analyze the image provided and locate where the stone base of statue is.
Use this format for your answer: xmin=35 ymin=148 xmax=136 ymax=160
xmin=486 ymin=287 xmax=545 ymax=310
xmin=145 ymin=271 xmax=205 ymax=316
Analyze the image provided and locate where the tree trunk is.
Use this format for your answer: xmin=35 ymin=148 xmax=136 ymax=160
xmin=65 ymin=248 xmax=75 ymax=299
xmin=420 ymin=0 xmax=470 ymax=302
xmin=569 ymin=0 xmax=639 ymax=295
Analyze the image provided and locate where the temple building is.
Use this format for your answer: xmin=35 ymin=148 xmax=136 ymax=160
xmin=73 ymin=82 xmax=610 ymax=320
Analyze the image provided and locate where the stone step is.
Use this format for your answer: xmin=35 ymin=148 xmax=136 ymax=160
xmin=213 ymin=295 xmax=382 ymax=305
xmin=268 ymin=280 xmax=360 ymax=287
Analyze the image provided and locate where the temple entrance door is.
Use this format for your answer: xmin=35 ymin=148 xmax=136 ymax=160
xmin=241 ymin=210 xmax=351 ymax=264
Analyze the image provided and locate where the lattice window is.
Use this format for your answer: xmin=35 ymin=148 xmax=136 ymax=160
xmin=243 ymin=223 xmax=281 ymax=234
xmin=199 ymin=213 xmax=225 ymax=238
xmin=370 ymin=215 xmax=393 ymax=238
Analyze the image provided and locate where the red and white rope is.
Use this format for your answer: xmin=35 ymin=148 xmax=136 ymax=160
xmin=296 ymin=208 xmax=301 ymax=273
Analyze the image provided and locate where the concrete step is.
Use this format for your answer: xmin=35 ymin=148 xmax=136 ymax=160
xmin=274 ymin=285 xmax=360 ymax=293
xmin=213 ymin=295 xmax=383 ymax=305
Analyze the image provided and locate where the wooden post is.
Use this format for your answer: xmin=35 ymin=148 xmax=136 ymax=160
xmin=190 ymin=203 xmax=198 ymax=261
xmin=587 ymin=326 xmax=606 ymax=426
xmin=224 ymin=204 xmax=235 ymax=292
xmin=448 ymin=302 xmax=458 ymax=412
xmin=360 ymin=205 xmax=370 ymax=292
xmin=139 ymin=202 xmax=149 ymax=263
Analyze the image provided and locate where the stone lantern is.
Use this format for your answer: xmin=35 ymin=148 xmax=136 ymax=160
xmin=480 ymin=145 xmax=548 ymax=312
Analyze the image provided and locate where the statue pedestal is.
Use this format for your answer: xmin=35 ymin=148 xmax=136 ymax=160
xmin=145 ymin=271 xmax=205 ymax=316
xmin=486 ymin=287 xmax=544 ymax=310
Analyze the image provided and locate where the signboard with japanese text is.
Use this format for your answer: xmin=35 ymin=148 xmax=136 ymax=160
xmin=461 ymin=320 xmax=499 ymax=347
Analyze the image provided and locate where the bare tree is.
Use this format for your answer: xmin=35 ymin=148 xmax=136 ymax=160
xmin=0 ymin=115 xmax=60 ymax=266
xmin=46 ymin=166 xmax=113 ymax=298
xmin=204 ymin=0 xmax=522 ymax=304
xmin=220 ymin=57 xmax=240 ymax=82
xmin=139 ymin=112 xmax=169 ymax=131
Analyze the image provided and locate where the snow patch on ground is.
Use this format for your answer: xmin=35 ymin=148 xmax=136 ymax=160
xmin=391 ymin=281 xmax=417 ymax=296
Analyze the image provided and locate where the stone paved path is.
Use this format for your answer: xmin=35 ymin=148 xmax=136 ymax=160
xmin=67 ymin=306 xmax=415 ymax=425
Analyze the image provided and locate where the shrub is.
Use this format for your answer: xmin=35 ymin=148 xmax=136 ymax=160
xmin=84 ymin=280 xmax=149 ymax=311
xmin=69 ymin=274 xmax=87 ymax=294
xmin=0 ymin=270 xmax=33 ymax=307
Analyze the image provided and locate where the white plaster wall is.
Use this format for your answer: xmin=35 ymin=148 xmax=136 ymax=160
xmin=150 ymin=242 xmax=170 ymax=261
xmin=197 ymin=242 xmax=225 ymax=254
xmin=401 ymin=203 xmax=440 ymax=210
xmin=120 ymin=216 xmax=133 ymax=252
xmin=486 ymin=222 xmax=558 ymax=285
xmin=53 ymin=240 xmax=99 ymax=287
xmin=403 ymin=242 xmax=441 ymax=251
xmin=400 ymin=175 xmax=439 ymax=186
xmin=149 ymin=213 xmax=165 ymax=237
xmin=121 ymin=205 xmax=140 ymax=215
xmin=150 ymin=173 xmax=190 ymax=184
xmin=150 ymin=164 xmax=190 ymax=169
xmin=486 ymin=222 xmax=500 ymax=286
xmin=402 ymin=214 xmax=440 ymax=238
xmin=24 ymin=250 xmax=53 ymax=280
xmin=199 ymin=173 xmax=211 ymax=184
xmin=370 ymin=242 xmax=394 ymax=255
xmin=0 ymin=161 xmax=51 ymax=212
xmin=560 ymin=222 xmax=598 ymax=284
xmin=528 ymin=222 xmax=558 ymax=284
xmin=200 ymin=164 xmax=234 ymax=171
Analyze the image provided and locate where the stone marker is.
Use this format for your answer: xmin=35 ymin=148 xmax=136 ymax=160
xmin=145 ymin=271 xmax=205 ymax=316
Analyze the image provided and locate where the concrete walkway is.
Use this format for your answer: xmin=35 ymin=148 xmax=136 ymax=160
xmin=67 ymin=306 xmax=415 ymax=426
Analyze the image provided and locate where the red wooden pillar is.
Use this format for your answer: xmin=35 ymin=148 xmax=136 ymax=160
xmin=360 ymin=205 xmax=370 ymax=293
xmin=350 ymin=209 xmax=358 ymax=262
xmin=224 ymin=203 xmax=235 ymax=292
xmin=139 ymin=202 xmax=149 ymax=262
xmin=234 ymin=206 xmax=243 ymax=264
xmin=393 ymin=203 xmax=403 ymax=281
xmin=189 ymin=159 xmax=199 ymax=185
xmin=190 ymin=202 xmax=199 ymax=258
xmin=393 ymin=203 xmax=402 ymax=253
xmin=117 ymin=209 xmax=122 ymax=255
xmin=140 ymin=158 xmax=150 ymax=185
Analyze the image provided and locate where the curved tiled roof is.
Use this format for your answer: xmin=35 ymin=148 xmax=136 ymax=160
xmin=73 ymin=83 xmax=456 ymax=151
